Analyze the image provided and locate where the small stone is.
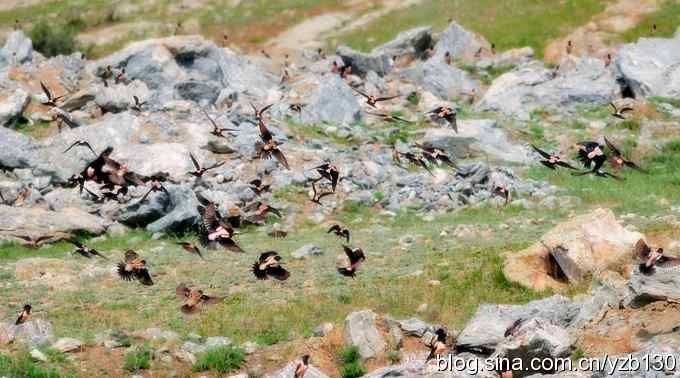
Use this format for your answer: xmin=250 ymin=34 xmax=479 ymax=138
xmin=243 ymin=341 xmax=258 ymax=354
xmin=172 ymin=350 xmax=196 ymax=364
xmin=416 ymin=303 xmax=428 ymax=313
xmin=313 ymin=322 xmax=334 ymax=337
xmin=30 ymin=349 xmax=48 ymax=362
xmin=428 ymin=280 xmax=441 ymax=286
xmin=291 ymin=244 xmax=323 ymax=259
xmin=205 ymin=336 xmax=231 ymax=349
xmin=106 ymin=223 xmax=129 ymax=237
xmin=52 ymin=337 xmax=82 ymax=353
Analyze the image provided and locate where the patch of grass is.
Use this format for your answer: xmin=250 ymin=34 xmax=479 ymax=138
xmin=341 ymin=362 xmax=367 ymax=378
xmin=386 ymin=350 xmax=401 ymax=364
xmin=663 ymin=139 xmax=680 ymax=154
xmin=337 ymin=0 xmax=606 ymax=59
xmin=528 ymin=124 xmax=546 ymax=143
xmin=28 ymin=20 xmax=81 ymax=57
xmin=616 ymin=119 xmax=641 ymax=132
xmin=649 ymin=96 xmax=680 ymax=109
xmin=192 ymin=346 xmax=245 ymax=374
xmin=123 ymin=344 xmax=153 ymax=373
xmin=39 ymin=348 xmax=68 ymax=364
xmin=254 ymin=328 xmax=288 ymax=346
xmin=338 ymin=346 xmax=366 ymax=378
xmin=620 ymin=1 xmax=680 ymax=43
xmin=406 ymin=92 xmax=420 ymax=106
xmin=0 ymin=351 xmax=72 ymax=378
xmin=13 ymin=120 xmax=52 ymax=139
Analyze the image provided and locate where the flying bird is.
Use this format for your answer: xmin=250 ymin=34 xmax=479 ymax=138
xmin=365 ymin=111 xmax=412 ymax=124
xmin=492 ymin=183 xmax=510 ymax=205
xmin=351 ymin=87 xmax=399 ymax=108
xmin=415 ymin=143 xmax=458 ymax=169
xmin=15 ymin=304 xmax=31 ymax=325
xmin=504 ymin=318 xmax=524 ymax=338
xmin=427 ymin=106 xmax=457 ymax=132
xmin=64 ymin=140 xmax=96 ymax=156
xmin=248 ymin=178 xmax=271 ymax=196
xmin=314 ymin=163 xmax=340 ymax=192
xmin=251 ymin=251 xmax=290 ymax=281
xmin=255 ymin=120 xmax=290 ymax=170
xmin=250 ymin=102 xmax=273 ymax=122
xmin=574 ymin=141 xmax=607 ymax=171
xmin=426 ymin=328 xmax=448 ymax=361
xmin=604 ymin=137 xmax=646 ymax=172
xmin=609 ymin=102 xmax=634 ymax=120
xmin=40 ymin=81 xmax=64 ymax=107
xmin=188 ymin=153 xmax=225 ymax=178
xmin=635 ymin=239 xmax=680 ymax=275
xmin=203 ymin=108 xmax=237 ymax=138
xmin=68 ymin=240 xmax=107 ymax=259
xmin=531 ymin=145 xmax=578 ymax=170
xmin=394 ymin=150 xmax=433 ymax=175
xmin=117 ymin=250 xmax=153 ymax=285
xmin=338 ymin=245 xmax=366 ymax=278
xmin=197 ymin=197 xmax=244 ymax=253
xmin=310 ymin=181 xmax=334 ymax=205
xmin=131 ymin=96 xmax=147 ymax=112
xmin=176 ymin=284 xmax=224 ymax=314
xmin=327 ymin=224 xmax=350 ymax=243
xmin=139 ymin=180 xmax=169 ymax=203
xmin=175 ymin=242 xmax=204 ymax=260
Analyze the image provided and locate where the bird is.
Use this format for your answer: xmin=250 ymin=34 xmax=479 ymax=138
xmin=427 ymin=106 xmax=457 ymax=132
xmin=426 ymin=328 xmax=448 ymax=361
xmin=338 ymin=245 xmax=366 ymax=278
xmin=327 ymin=224 xmax=350 ymax=243
xmin=251 ymin=251 xmax=290 ymax=281
xmin=176 ymin=284 xmax=224 ymax=314
xmin=294 ymin=355 xmax=310 ymax=378
xmin=250 ymin=102 xmax=273 ymax=122
xmin=444 ymin=51 xmax=452 ymax=65
xmin=175 ymin=242 xmax=204 ymax=260
xmin=289 ymin=103 xmax=305 ymax=113
xmin=68 ymin=240 xmax=107 ymax=259
xmin=197 ymin=196 xmax=244 ymax=253
xmin=566 ymin=40 xmax=573 ymax=55
xmin=248 ymin=178 xmax=271 ymax=196
xmin=604 ymin=53 xmax=612 ymax=68
xmin=609 ymin=102 xmax=634 ymax=120
xmin=310 ymin=180 xmax=334 ymax=205
xmin=139 ymin=180 xmax=169 ymax=203
xmin=415 ymin=143 xmax=458 ymax=169
xmin=635 ymin=239 xmax=680 ymax=275
xmin=203 ymin=108 xmax=237 ymax=138
xmin=101 ymin=65 xmax=113 ymax=87
xmin=394 ymin=150 xmax=433 ymax=175
xmin=40 ymin=81 xmax=64 ymax=107
xmin=255 ymin=120 xmax=290 ymax=170
xmin=15 ymin=235 xmax=52 ymax=248
xmin=652 ymin=23 xmax=657 ymax=34
xmin=531 ymin=145 xmax=578 ymax=170
xmin=492 ymin=183 xmax=510 ymax=205
xmin=64 ymin=140 xmax=97 ymax=157
xmin=114 ymin=69 xmax=126 ymax=85
xmin=188 ymin=153 xmax=225 ymax=178
xmin=574 ymin=141 xmax=607 ymax=171
xmin=117 ymin=250 xmax=153 ymax=285
xmin=51 ymin=108 xmax=79 ymax=132
xmin=313 ymin=163 xmax=340 ymax=192
xmin=365 ymin=111 xmax=412 ymax=124
xmin=15 ymin=304 xmax=31 ymax=325
xmin=243 ymin=201 xmax=282 ymax=221
xmin=504 ymin=318 xmax=523 ymax=338
xmin=131 ymin=96 xmax=147 ymax=112
xmin=351 ymin=87 xmax=399 ymax=108
xmin=605 ymin=137 xmax=646 ymax=172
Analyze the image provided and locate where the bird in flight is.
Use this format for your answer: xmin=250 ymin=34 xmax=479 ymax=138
xmin=251 ymin=251 xmax=290 ymax=281
xmin=188 ymin=153 xmax=225 ymax=178
xmin=176 ymin=284 xmax=224 ymax=314
xmin=327 ymin=224 xmax=350 ymax=243
xmin=175 ymin=242 xmax=204 ymax=260
xmin=310 ymin=181 xmax=334 ymax=205
xmin=203 ymin=108 xmax=237 ymax=138
xmin=338 ymin=246 xmax=366 ymax=278
xmin=64 ymin=140 xmax=97 ymax=157
xmin=131 ymin=96 xmax=147 ymax=112
xmin=609 ymin=102 xmax=634 ymax=120
xmin=427 ymin=106 xmax=457 ymax=132
xmin=635 ymin=239 xmax=680 ymax=275
xmin=531 ymin=145 xmax=578 ymax=170
xmin=254 ymin=120 xmax=290 ymax=170
xmin=68 ymin=240 xmax=107 ymax=259
xmin=604 ymin=137 xmax=646 ymax=172
xmin=40 ymin=81 xmax=64 ymax=108
xmin=117 ymin=250 xmax=153 ymax=286
xmin=313 ymin=163 xmax=340 ymax=192
xmin=365 ymin=111 xmax=412 ymax=124
xmin=197 ymin=195 xmax=244 ymax=253
xmin=351 ymin=87 xmax=399 ymax=108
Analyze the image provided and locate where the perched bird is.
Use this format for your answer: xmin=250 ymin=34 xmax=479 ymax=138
xmin=64 ymin=140 xmax=96 ymax=156
xmin=531 ymin=145 xmax=578 ymax=170
xmin=248 ymin=178 xmax=271 ymax=196
xmin=609 ymin=102 xmax=634 ymax=120
xmin=295 ymin=355 xmax=310 ymax=378
xmin=176 ymin=284 xmax=224 ymax=314
xmin=114 ymin=69 xmax=126 ymax=85
xmin=203 ymin=108 xmax=237 ymax=138
xmin=338 ymin=246 xmax=366 ymax=278
xmin=635 ymin=239 xmax=680 ymax=275
xmin=255 ymin=120 xmax=290 ymax=170
xmin=117 ymin=250 xmax=153 ymax=285
xmin=574 ymin=141 xmax=606 ymax=171
xmin=492 ymin=183 xmax=510 ymax=205
xmin=327 ymin=224 xmax=350 ymax=243
xmin=131 ymin=96 xmax=147 ymax=112
xmin=51 ymin=108 xmax=79 ymax=132
xmin=188 ymin=153 xmax=225 ymax=178
xmin=566 ymin=40 xmax=573 ymax=55
xmin=175 ymin=242 xmax=204 ymax=260
xmin=15 ymin=304 xmax=31 ymax=325
xmin=605 ymin=137 xmax=646 ymax=172
xmin=504 ymin=318 xmax=523 ymax=338
xmin=491 ymin=43 xmax=496 ymax=55
xmin=444 ymin=51 xmax=452 ymax=65
xmin=310 ymin=181 xmax=334 ymax=205
xmin=250 ymin=102 xmax=274 ymax=122
xmin=652 ymin=23 xmax=657 ymax=34
xmin=40 ymin=81 xmax=64 ymax=107
xmin=351 ymin=87 xmax=399 ymax=108
xmin=197 ymin=196 xmax=243 ymax=253
xmin=139 ymin=180 xmax=169 ymax=203
xmin=314 ymin=163 xmax=340 ymax=192
xmin=604 ymin=53 xmax=612 ymax=68
xmin=427 ymin=106 xmax=457 ymax=132
xmin=68 ymin=240 xmax=107 ymax=259
xmin=289 ymin=103 xmax=305 ymax=113
xmin=415 ymin=143 xmax=458 ymax=169
xmin=251 ymin=251 xmax=290 ymax=281
xmin=101 ymin=65 xmax=113 ymax=87
xmin=365 ymin=111 xmax=412 ymax=124
xmin=426 ymin=328 xmax=448 ymax=361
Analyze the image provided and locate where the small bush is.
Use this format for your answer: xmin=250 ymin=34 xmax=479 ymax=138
xmin=0 ymin=352 xmax=65 ymax=378
xmin=254 ymin=328 xmax=288 ymax=346
xmin=341 ymin=361 xmax=366 ymax=378
xmin=123 ymin=345 xmax=153 ymax=372
xmin=406 ymin=92 xmax=420 ymax=106
xmin=192 ymin=346 xmax=245 ymax=374
xmin=663 ymin=139 xmax=680 ymax=154
xmin=386 ymin=350 xmax=401 ymax=363
xmin=338 ymin=346 xmax=361 ymax=364
xmin=618 ymin=119 xmax=640 ymax=132
xmin=28 ymin=21 xmax=79 ymax=57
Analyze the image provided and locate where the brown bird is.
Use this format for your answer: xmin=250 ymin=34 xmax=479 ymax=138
xmin=310 ymin=180 xmax=334 ymax=205
xmin=444 ymin=51 xmax=452 ymax=65
xmin=40 ymin=81 xmax=64 ymax=107
xmin=250 ymin=102 xmax=274 ymax=122
xmin=176 ymin=284 xmax=224 ymax=314
xmin=426 ymin=328 xmax=448 ymax=361
xmin=15 ymin=304 xmax=31 ymax=325
xmin=531 ymin=145 xmax=578 ymax=170
xmin=203 ymin=108 xmax=237 ymax=138
xmin=255 ymin=120 xmax=290 ymax=170
xmin=415 ymin=143 xmax=458 ymax=169
xmin=51 ymin=108 xmax=79 ymax=132
xmin=351 ymin=87 xmax=399 ymax=108
xmin=64 ymin=140 xmax=96 ymax=157
xmin=101 ymin=65 xmax=113 ymax=87
xmin=574 ymin=141 xmax=607 ymax=171
xmin=365 ymin=111 xmax=412 ymax=124
xmin=504 ymin=318 xmax=524 ymax=338
xmin=139 ymin=180 xmax=169 ymax=203
xmin=604 ymin=53 xmax=612 ymax=68
xmin=244 ymin=201 xmax=282 ymax=220
xmin=605 ymin=137 xmax=646 ymax=172
xmin=117 ymin=250 xmax=153 ymax=285
xmin=610 ymin=102 xmax=634 ymax=120
xmin=491 ymin=43 xmax=496 ymax=55
xmin=289 ymin=103 xmax=305 ymax=113
xmin=636 ymin=239 xmax=680 ymax=275
xmin=492 ymin=183 xmax=510 ymax=205
xmin=68 ymin=240 xmax=107 ymax=259
xmin=131 ymin=96 xmax=147 ymax=112
xmin=395 ymin=150 xmax=433 ymax=175
xmin=295 ymin=355 xmax=310 ymax=378
xmin=248 ymin=178 xmax=271 ymax=196
xmin=188 ymin=153 xmax=225 ymax=178
xmin=314 ymin=163 xmax=340 ymax=192
xmin=566 ymin=40 xmax=573 ymax=55
xmin=327 ymin=224 xmax=350 ymax=243
xmin=338 ymin=246 xmax=366 ymax=278
xmin=197 ymin=197 xmax=244 ymax=253
xmin=572 ymin=168 xmax=624 ymax=181
xmin=252 ymin=251 xmax=290 ymax=281
xmin=427 ymin=106 xmax=457 ymax=132
xmin=175 ymin=242 xmax=204 ymax=260
xmin=15 ymin=235 xmax=52 ymax=248
xmin=652 ymin=23 xmax=657 ymax=34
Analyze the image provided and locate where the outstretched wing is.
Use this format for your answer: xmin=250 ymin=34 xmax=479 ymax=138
xmin=531 ymin=145 xmax=553 ymax=160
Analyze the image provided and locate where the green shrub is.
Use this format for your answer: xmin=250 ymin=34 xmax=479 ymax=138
xmin=663 ymin=139 xmax=680 ymax=154
xmin=192 ymin=346 xmax=245 ymax=374
xmin=123 ymin=345 xmax=153 ymax=372
xmin=254 ymin=328 xmax=288 ymax=346
xmin=28 ymin=21 xmax=79 ymax=57
xmin=338 ymin=346 xmax=361 ymax=364
xmin=341 ymin=361 xmax=367 ymax=378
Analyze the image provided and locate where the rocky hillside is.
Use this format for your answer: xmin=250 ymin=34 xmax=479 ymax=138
xmin=0 ymin=13 xmax=680 ymax=378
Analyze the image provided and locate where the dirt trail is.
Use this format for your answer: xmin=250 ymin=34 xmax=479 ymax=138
xmin=544 ymin=0 xmax=659 ymax=63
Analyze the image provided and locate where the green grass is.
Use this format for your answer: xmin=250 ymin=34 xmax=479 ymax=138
xmin=338 ymin=346 xmax=366 ymax=378
xmin=0 ymin=351 xmax=73 ymax=378
xmin=620 ymin=0 xmax=680 ymax=43
xmin=123 ymin=344 xmax=152 ymax=372
xmin=337 ymin=0 xmax=606 ymax=58
xmin=192 ymin=346 xmax=245 ymax=374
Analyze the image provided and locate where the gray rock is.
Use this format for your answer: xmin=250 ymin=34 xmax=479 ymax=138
xmin=181 ymin=341 xmax=207 ymax=354
xmin=0 ymin=319 xmax=53 ymax=346
xmin=313 ymin=322 xmax=334 ymax=337
xmin=95 ymin=80 xmax=150 ymax=113
xmin=264 ymin=361 xmax=329 ymax=378
xmin=615 ymin=32 xmax=680 ymax=98
xmin=373 ymin=26 xmax=433 ymax=60
xmin=590 ymin=347 xmax=680 ymax=377
xmin=174 ymin=79 xmax=221 ymax=104
xmin=205 ymin=336 xmax=232 ymax=349
xmin=624 ymin=266 xmax=680 ymax=308
xmin=456 ymin=295 xmax=578 ymax=353
xmin=0 ymin=31 xmax=34 ymax=66
xmin=432 ymin=21 xmax=489 ymax=62
xmin=336 ymin=45 xmax=392 ymax=77
xmin=344 ymin=310 xmax=386 ymax=359
xmin=136 ymin=327 xmax=179 ymax=342
xmin=401 ymin=60 xmax=479 ymax=100
xmin=397 ymin=318 xmax=432 ymax=337
xmin=0 ymin=126 xmax=60 ymax=180
xmin=570 ymin=285 xmax=620 ymax=329
xmin=30 ymin=349 xmax=48 ymax=362
xmin=0 ymin=89 xmax=30 ymax=126
xmin=296 ymin=74 xmax=362 ymax=125
xmin=52 ymin=337 xmax=83 ymax=353
xmin=291 ymin=244 xmax=323 ymax=259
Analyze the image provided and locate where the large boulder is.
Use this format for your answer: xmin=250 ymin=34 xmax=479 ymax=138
xmin=624 ymin=265 xmax=680 ymax=307
xmin=615 ymin=32 xmax=680 ymax=98
xmin=344 ymin=310 xmax=386 ymax=359
xmin=336 ymin=45 xmax=392 ymax=77
xmin=504 ymin=208 xmax=643 ymax=290
xmin=94 ymin=80 xmax=151 ymax=113
xmin=401 ymin=60 xmax=479 ymax=100
xmin=294 ymin=74 xmax=363 ymax=126
xmin=0 ymin=126 xmax=58 ymax=179
xmin=478 ymin=57 xmax=618 ymax=120
xmin=431 ymin=21 xmax=490 ymax=63
xmin=0 ymin=319 xmax=53 ymax=346
xmin=0 ymin=89 xmax=30 ymax=126
xmin=0 ymin=30 xmax=34 ymax=66
xmin=456 ymin=295 xmax=578 ymax=354
xmin=373 ymin=26 xmax=433 ymax=60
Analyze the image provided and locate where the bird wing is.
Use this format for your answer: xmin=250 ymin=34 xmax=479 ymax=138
xmin=260 ymin=103 xmax=274 ymax=115
xmin=555 ymin=161 xmax=578 ymax=170
xmin=328 ymin=224 xmax=341 ymax=233
xmin=604 ymin=137 xmax=622 ymax=157
xmin=351 ymin=87 xmax=370 ymax=99
xmin=634 ymin=239 xmax=652 ymax=261
xmin=272 ymin=149 xmax=290 ymax=170
xmin=656 ymin=256 xmax=680 ymax=269
xmin=189 ymin=153 xmax=201 ymax=171
xmin=267 ymin=265 xmax=290 ymax=281
xmin=258 ymin=120 xmax=273 ymax=142
xmin=205 ymin=161 xmax=225 ymax=171
xmin=134 ymin=268 xmax=153 ymax=286
xmin=531 ymin=145 xmax=553 ymax=159
xmin=219 ymin=238 xmax=244 ymax=253
xmin=176 ymin=284 xmax=191 ymax=299
xmin=40 ymin=81 xmax=52 ymax=100
xmin=375 ymin=95 xmax=400 ymax=102
xmin=124 ymin=250 xmax=139 ymax=263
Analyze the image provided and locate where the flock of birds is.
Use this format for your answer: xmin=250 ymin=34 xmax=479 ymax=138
xmin=3 ymin=27 xmax=671 ymax=375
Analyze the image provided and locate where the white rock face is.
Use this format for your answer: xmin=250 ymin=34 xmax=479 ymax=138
xmin=344 ymin=309 xmax=386 ymax=359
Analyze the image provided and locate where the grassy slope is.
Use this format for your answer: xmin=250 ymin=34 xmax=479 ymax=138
xmin=337 ymin=0 xmax=608 ymax=58
xmin=619 ymin=0 xmax=680 ymax=43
